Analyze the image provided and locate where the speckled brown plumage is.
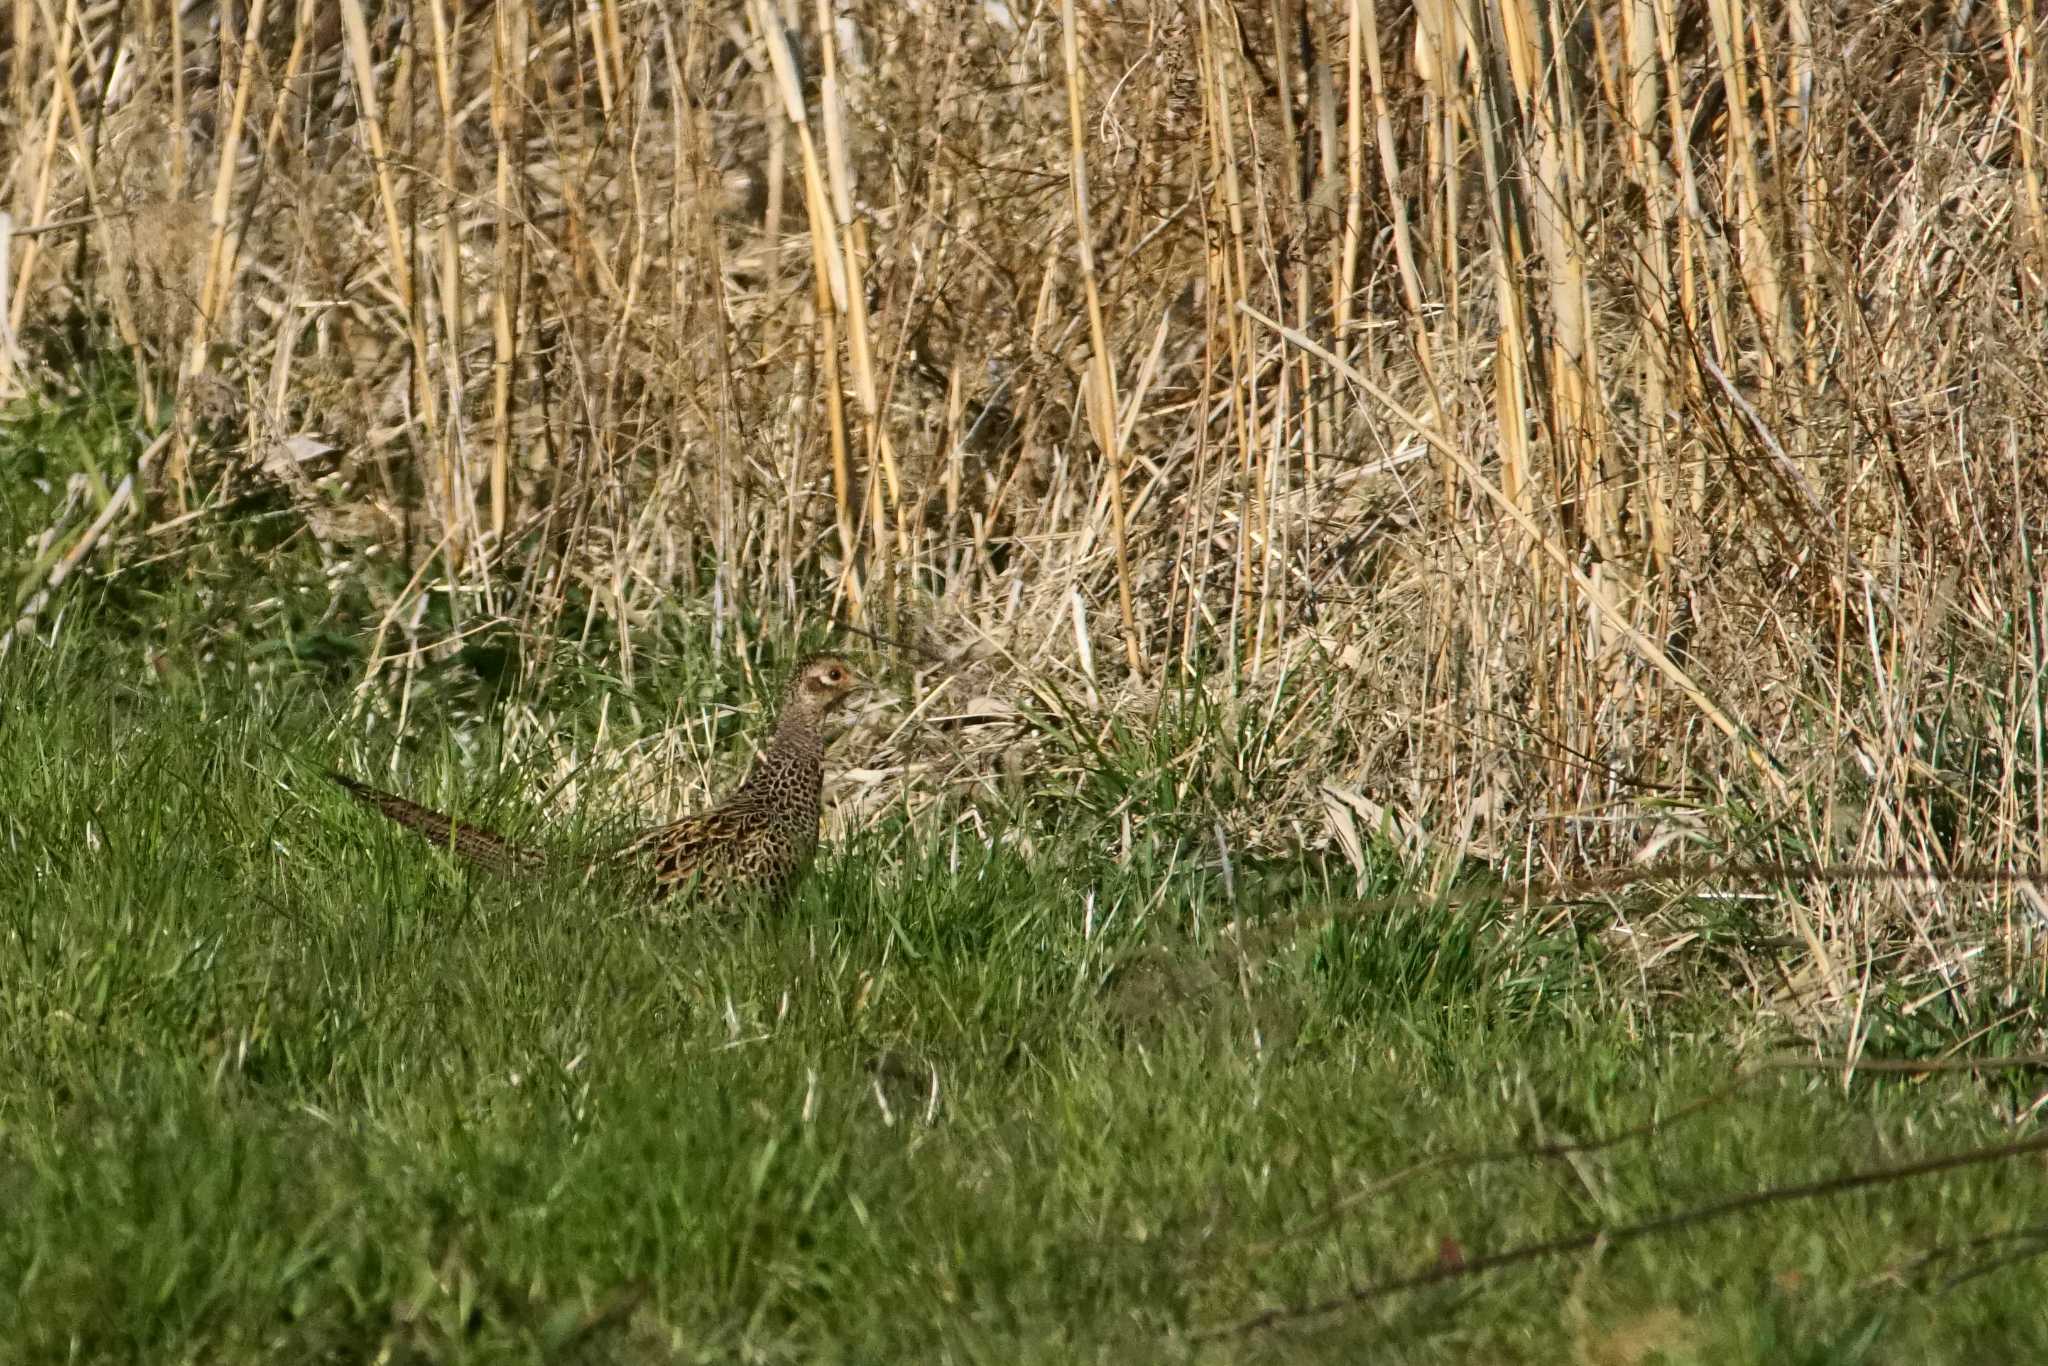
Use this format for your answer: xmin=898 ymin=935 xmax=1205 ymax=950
xmin=332 ymin=654 xmax=864 ymax=904
xmin=616 ymin=653 xmax=862 ymax=900
xmin=328 ymin=773 xmax=547 ymax=879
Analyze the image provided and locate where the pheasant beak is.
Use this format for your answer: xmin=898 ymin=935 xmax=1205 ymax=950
xmin=844 ymin=674 xmax=881 ymax=714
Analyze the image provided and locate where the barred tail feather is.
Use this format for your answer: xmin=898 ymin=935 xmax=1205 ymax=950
xmin=330 ymin=772 xmax=546 ymax=878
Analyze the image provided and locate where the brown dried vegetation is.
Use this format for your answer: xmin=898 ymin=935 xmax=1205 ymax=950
xmin=6 ymin=1 xmax=2048 ymax=1030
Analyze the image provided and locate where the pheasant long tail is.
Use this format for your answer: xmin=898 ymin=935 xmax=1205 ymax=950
xmin=330 ymin=772 xmax=547 ymax=878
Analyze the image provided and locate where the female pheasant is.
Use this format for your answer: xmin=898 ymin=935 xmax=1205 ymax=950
xmin=332 ymin=654 xmax=865 ymax=903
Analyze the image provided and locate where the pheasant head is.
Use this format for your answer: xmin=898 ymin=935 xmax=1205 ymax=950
xmin=786 ymin=653 xmax=864 ymax=717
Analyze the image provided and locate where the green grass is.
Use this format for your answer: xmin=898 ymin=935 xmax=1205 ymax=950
xmin=3 ymin=630 xmax=2046 ymax=1364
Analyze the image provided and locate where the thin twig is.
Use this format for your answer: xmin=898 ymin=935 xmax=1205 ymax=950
xmin=1241 ymin=1068 xmax=1774 ymax=1260
xmin=1196 ymin=1130 xmax=2048 ymax=1342
xmin=1236 ymin=861 xmax=2048 ymax=943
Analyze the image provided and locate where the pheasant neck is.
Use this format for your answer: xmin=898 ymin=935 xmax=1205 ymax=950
xmin=737 ymin=698 xmax=825 ymax=803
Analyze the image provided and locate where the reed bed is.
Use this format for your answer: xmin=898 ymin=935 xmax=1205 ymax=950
xmin=5 ymin=0 xmax=2047 ymax=1042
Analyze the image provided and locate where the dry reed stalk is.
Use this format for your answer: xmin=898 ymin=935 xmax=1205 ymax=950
xmin=427 ymin=0 xmax=479 ymax=578
xmin=6 ymin=1 xmax=64 ymax=346
xmin=1502 ymin=0 xmax=1628 ymax=820
xmin=30 ymin=0 xmax=147 ymax=405
xmin=334 ymin=0 xmax=447 ymax=590
xmin=591 ymin=0 xmax=624 ymax=117
xmin=167 ymin=0 xmax=187 ymax=192
xmin=170 ymin=0 xmax=270 ymax=501
xmin=1784 ymin=0 xmax=1822 ymax=394
xmin=1193 ymin=0 xmax=1264 ymax=677
xmin=812 ymin=0 xmax=906 ymax=583
xmin=1060 ymin=0 xmax=1144 ymax=680
xmin=1265 ymin=0 xmax=1316 ymax=501
xmin=1650 ymin=0 xmax=1711 ymax=519
xmin=756 ymin=0 xmax=856 ymax=598
xmin=7 ymin=0 xmax=30 ymax=172
xmin=1510 ymin=0 xmax=1612 ymax=550
xmin=1334 ymin=0 xmax=1367 ymax=345
xmin=1618 ymin=0 xmax=1677 ymax=571
xmin=1357 ymin=0 xmax=1443 ymax=438
xmin=1704 ymin=0 xmax=1791 ymax=380
xmin=259 ymin=0 xmax=318 ymax=163
xmin=0 ymin=214 xmax=16 ymax=397
xmin=489 ymin=0 xmax=529 ymax=542
xmin=1999 ymin=0 xmax=2048 ymax=273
